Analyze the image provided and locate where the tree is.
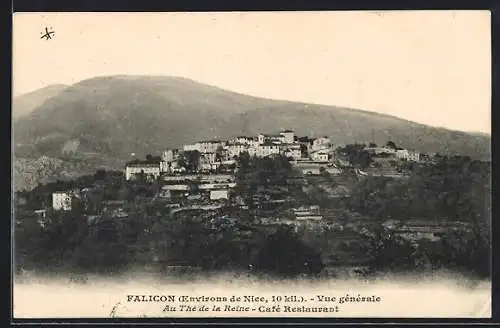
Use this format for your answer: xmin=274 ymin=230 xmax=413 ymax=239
xmin=15 ymin=209 xmax=90 ymax=272
xmin=94 ymin=169 xmax=107 ymax=181
xmin=361 ymin=227 xmax=418 ymax=273
xmin=307 ymin=186 xmax=331 ymax=208
xmin=336 ymin=143 xmax=368 ymax=167
xmin=183 ymin=150 xmax=201 ymax=172
xmin=300 ymin=144 xmax=308 ymax=157
xmin=71 ymin=217 xmax=129 ymax=273
xmin=385 ymin=141 xmax=397 ymax=149
xmin=176 ymin=154 xmax=187 ymax=169
xmin=135 ymin=170 xmax=147 ymax=184
xmin=353 ymin=150 xmax=372 ymax=169
xmin=215 ymin=146 xmax=225 ymax=162
xmin=347 ymin=156 xmax=491 ymax=277
xmin=369 ymin=142 xmax=377 ymax=148
xmin=187 ymin=178 xmax=201 ymax=194
xmin=255 ymin=226 xmax=324 ymax=277
xmin=237 ymin=152 xmax=251 ymax=170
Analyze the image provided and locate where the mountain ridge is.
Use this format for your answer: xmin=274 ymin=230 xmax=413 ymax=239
xmin=13 ymin=84 xmax=68 ymax=121
xmin=12 ymin=75 xmax=491 ymax=190
xmin=16 ymin=75 xmax=489 ymax=136
xmin=69 ymin=75 xmax=454 ymax=126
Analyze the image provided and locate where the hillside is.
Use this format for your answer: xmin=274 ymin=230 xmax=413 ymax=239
xmin=12 ymin=75 xmax=491 ymax=190
xmin=223 ymin=106 xmax=490 ymax=158
xmin=12 ymin=84 xmax=68 ymax=121
xmin=13 ymin=155 xmax=126 ymax=192
xmin=13 ymin=76 xmax=271 ymax=160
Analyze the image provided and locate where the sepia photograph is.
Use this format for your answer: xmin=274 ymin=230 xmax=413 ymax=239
xmin=12 ymin=11 xmax=491 ymax=319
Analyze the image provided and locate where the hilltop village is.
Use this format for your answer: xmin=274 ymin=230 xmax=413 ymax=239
xmin=48 ymin=129 xmax=422 ymax=220
xmin=127 ymin=129 xmax=420 ymax=179
xmin=15 ymin=129 xmax=489 ymax=278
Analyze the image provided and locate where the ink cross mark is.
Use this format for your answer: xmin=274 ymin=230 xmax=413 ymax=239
xmin=109 ymin=301 xmax=121 ymax=318
xmin=40 ymin=27 xmax=55 ymax=40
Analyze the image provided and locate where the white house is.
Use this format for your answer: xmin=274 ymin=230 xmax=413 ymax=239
xmin=183 ymin=140 xmax=226 ymax=154
xmin=232 ymin=136 xmax=255 ymax=145
xmin=197 ymin=140 xmax=226 ymax=154
xmin=257 ymin=131 xmax=295 ymax=145
xmin=396 ymin=149 xmax=420 ymax=162
xmin=161 ymin=149 xmax=179 ymax=163
xmin=258 ymin=133 xmax=284 ymax=145
xmin=293 ymin=205 xmax=323 ymax=221
xmin=311 ymin=149 xmax=329 ymax=162
xmin=279 ymin=130 xmax=295 ymax=144
xmin=210 ymin=189 xmax=229 ymax=200
xmin=311 ymin=137 xmax=331 ymax=152
xmin=160 ymin=161 xmax=170 ymax=173
xmin=125 ymin=163 xmax=161 ymax=181
xmin=169 ymin=161 xmax=187 ymax=174
xmin=199 ymin=162 xmax=222 ymax=172
xmin=283 ymin=143 xmax=302 ymax=160
xmin=183 ymin=143 xmax=201 ymax=152
xmin=255 ymin=143 xmax=281 ymax=157
xmin=161 ymin=184 xmax=190 ymax=191
xmin=52 ymin=192 xmax=72 ymax=211
xmin=200 ymin=152 xmax=217 ymax=164
xmin=247 ymin=138 xmax=260 ymax=148
xmin=226 ymin=143 xmax=249 ymax=158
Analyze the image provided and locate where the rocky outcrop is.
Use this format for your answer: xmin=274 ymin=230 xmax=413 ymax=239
xmin=13 ymin=156 xmax=64 ymax=191
xmin=13 ymin=155 xmax=125 ymax=191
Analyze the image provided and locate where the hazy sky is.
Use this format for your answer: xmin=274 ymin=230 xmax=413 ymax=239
xmin=13 ymin=11 xmax=491 ymax=134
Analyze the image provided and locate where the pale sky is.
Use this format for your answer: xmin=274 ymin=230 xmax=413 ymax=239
xmin=12 ymin=11 xmax=491 ymax=134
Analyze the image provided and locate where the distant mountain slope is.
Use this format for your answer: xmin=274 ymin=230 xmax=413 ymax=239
xmin=223 ymin=106 xmax=491 ymax=159
xmin=13 ymin=75 xmax=491 ymax=165
xmin=13 ymin=76 xmax=273 ymax=160
xmin=12 ymin=84 xmax=67 ymax=121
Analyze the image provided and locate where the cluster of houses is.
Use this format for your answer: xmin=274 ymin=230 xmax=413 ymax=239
xmin=125 ymin=129 xmax=423 ymax=183
xmin=45 ymin=130 xmax=424 ymax=222
xmin=364 ymin=146 xmax=421 ymax=162
xmin=158 ymin=173 xmax=236 ymax=203
xmin=130 ymin=131 xmax=347 ymax=179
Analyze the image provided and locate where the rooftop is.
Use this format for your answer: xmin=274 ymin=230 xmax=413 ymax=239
xmin=197 ymin=140 xmax=226 ymax=144
xmin=126 ymin=163 xmax=160 ymax=168
xmin=311 ymin=149 xmax=330 ymax=154
xmin=298 ymin=136 xmax=316 ymax=142
xmin=102 ymin=200 xmax=126 ymax=205
xmin=260 ymin=142 xmax=280 ymax=147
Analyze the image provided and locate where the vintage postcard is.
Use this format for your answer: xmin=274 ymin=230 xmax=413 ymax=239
xmin=12 ymin=11 xmax=491 ymax=319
